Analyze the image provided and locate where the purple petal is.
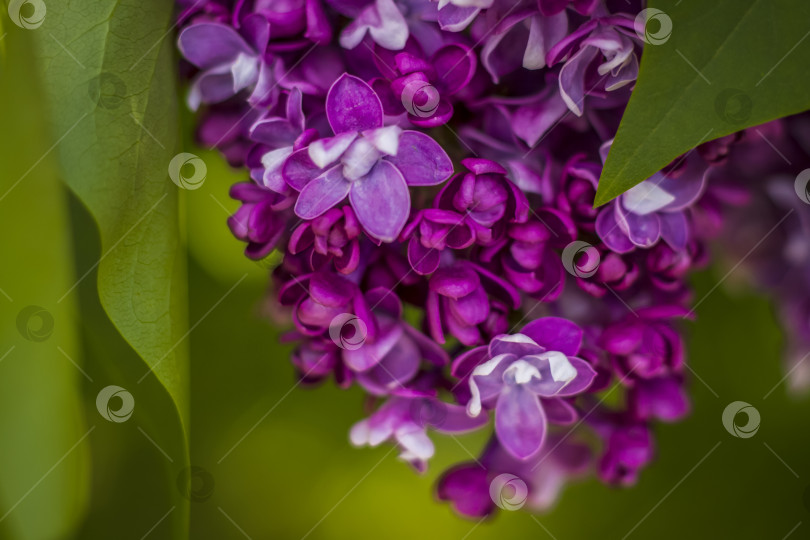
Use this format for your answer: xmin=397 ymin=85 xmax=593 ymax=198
xmin=521 ymin=317 xmax=583 ymax=356
xmin=358 ymin=333 xmax=420 ymax=393
xmin=513 ymin=91 xmax=569 ymax=148
xmin=433 ymin=44 xmax=476 ymax=94
xmin=326 ymin=74 xmax=384 ymax=134
xmin=350 ymin=160 xmax=410 ymax=242
xmin=283 ymin=148 xmax=323 ymax=191
xmin=615 ymin=203 xmax=662 ymax=248
xmin=554 ymin=357 xmax=596 ymax=396
xmin=542 ymin=398 xmax=578 ymax=424
xmin=408 ymin=237 xmax=441 ymax=275
xmin=295 ymin=166 xmax=352 ymax=219
xmin=178 ymin=23 xmax=254 ymax=69
xmin=496 ymin=386 xmax=546 ymax=460
xmin=524 ymin=12 xmax=567 ymax=69
xmin=437 ymin=4 xmax=480 ymax=32
xmin=659 ymin=211 xmax=689 ymax=251
xmin=437 ymin=464 xmax=494 ymax=518
xmin=251 ymin=118 xmax=299 ymax=148
xmin=429 ymin=403 xmax=489 ymax=433
xmin=596 ymin=204 xmax=635 ymax=254
xmin=558 ymin=46 xmax=599 ymax=117
xmin=385 ymin=131 xmax=453 ymax=186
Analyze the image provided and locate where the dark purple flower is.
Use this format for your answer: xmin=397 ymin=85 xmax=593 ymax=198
xmin=452 ymin=317 xmax=597 ymax=459
xmin=283 ymin=74 xmax=454 ymax=242
xmin=289 ymin=205 xmax=363 ymax=274
xmin=427 ymin=261 xmax=520 ymax=346
xmin=590 ymin=413 xmax=654 ymax=486
xmin=478 ymin=209 xmax=575 ymax=300
xmin=435 ymin=158 xmax=529 ymax=246
xmin=228 ymin=182 xmax=293 ymax=259
xmin=599 ymin=306 xmax=691 ymax=381
xmin=628 ymin=376 xmax=690 ymax=422
xmin=400 ymin=209 xmax=476 ymax=275
xmin=372 ymin=41 xmax=477 ymax=126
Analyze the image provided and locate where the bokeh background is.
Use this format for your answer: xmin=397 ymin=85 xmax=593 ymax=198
xmin=1 ymin=14 xmax=809 ymax=540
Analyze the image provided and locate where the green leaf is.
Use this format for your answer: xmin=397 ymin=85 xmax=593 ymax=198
xmin=595 ymin=0 xmax=810 ymax=206
xmin=0 ymin=29 xmax=90 ymax=540
xmin=29 ymin=2 xmax=188 ymax=411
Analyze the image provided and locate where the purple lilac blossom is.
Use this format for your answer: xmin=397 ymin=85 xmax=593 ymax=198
xmin=175 ymin=0 xmax=810 ymax=518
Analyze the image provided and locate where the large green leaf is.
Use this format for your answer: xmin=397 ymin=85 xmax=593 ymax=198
xmin=595 ymin=0 xmax=810 ymax=205
xmin=28 ymin=2 xmax=188 ymax=411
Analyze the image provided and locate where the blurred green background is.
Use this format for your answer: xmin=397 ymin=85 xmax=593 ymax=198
xmin=1 ymin=10 xmax=809 ymax=540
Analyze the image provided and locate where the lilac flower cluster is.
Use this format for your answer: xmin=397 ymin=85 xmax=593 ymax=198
xmin=175 ymin=0 xmax=810 ymax=517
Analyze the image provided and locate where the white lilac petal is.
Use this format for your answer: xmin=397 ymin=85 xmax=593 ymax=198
xmin=467 ymin=353 xmax=510 ymax=417
xmin=622 ymin=178 xmax=675 ymax=215
xmin=396 ymin=426 xmax=435 ymax=461
xmin=308 ymin=132 xmax=357 ymax=169
xmin=342 ymin=138 xmax=382 ymax=181
xmin=364 ymin=125 xmax=402 ymax=156
xmin=261 ymin=147 xmax=294 ymax=176
xmin=503 ymin=359 xmax=543 ymax=385
xmin=349 ymin=419 xmax=371 ymax=446
xmin=541 ymin=351 xmax=577 ymax=383
xmin=230 ymin=52 xmax=260 ymax=93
